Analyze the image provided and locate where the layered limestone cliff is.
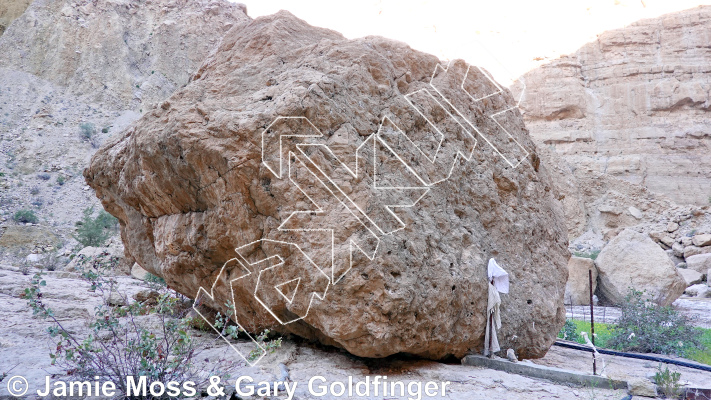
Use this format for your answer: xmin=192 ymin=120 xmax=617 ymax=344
xmin=515 ymin=6 xmax=711 ymax=206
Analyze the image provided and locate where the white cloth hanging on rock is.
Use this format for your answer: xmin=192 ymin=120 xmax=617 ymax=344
xmin=487 ymin=258 xmax=509 ymax=294
xmin=484 ymin=258 xmax=509 ymax=356
xmin=484 ymin=280 xmax=501 ymax=356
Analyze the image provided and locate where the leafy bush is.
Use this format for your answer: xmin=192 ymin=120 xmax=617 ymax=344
xmin=23 ymin=258 xmax=220 ymax=399
xmin=654 ymin=364 xmax=682 ymax=398
xmin=558 ymin=319 xmax=581 ymax=342
xmin=37 ymin=172 xmax=51 ymax=181
xmin=56 ymin=175 xmax=66 ymax=186
xmin=608 ymin=289 xmax=701 ymax=357
xmin=30 ymin=185 xmax=40 ymax=195
xmin=74 ymin=207 xmax=118 ymax=247
xmin=13 ymin=209 xmax=38 ymax=224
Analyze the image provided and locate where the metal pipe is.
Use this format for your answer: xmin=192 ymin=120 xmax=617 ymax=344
xmin=588 ymin=269 xmax=596 ymax=375
xmin=553 ymin=340 xmax=711 ymax=373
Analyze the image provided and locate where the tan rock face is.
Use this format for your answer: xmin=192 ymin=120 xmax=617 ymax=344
xmin=595 ymin=229 xmax=686 ymax=306
xmin=515 ymin=6 xmax=711 ymax=205
xmin=85 ymin=11 xmax=569 ymax=360
xmin=0 ymin=0 xmax=31 ymax=37
xmin=0 ymin=0 xmax=250 ymax=110
xmin=564 ymin=256 xmax=596 ymax=305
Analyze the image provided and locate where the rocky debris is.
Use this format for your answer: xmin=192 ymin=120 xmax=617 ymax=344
xmin=595 ymin=229 xmax=686 ymax=306
xmin=133 ymin=289 xmax=160 ymax=304
xmin=85 ymin=11 xmax=569 ymax=360
xmin=564 ymin=256 xmax=596 ymax=305
xmin=686 ymin=253 xmax=711 ymax=275
xmin=692 ymin=233 xmax=711 ymax=247
xmin=678 ymin=268 xmax=704 ymax=286
xmin=685 ymin=284 xmax=710 ymax=298
xmin=514 ymin=6 xmax=711 ymax=206
xmin=627 ymin=378 xmax=657 ymax=398
xmin=684 ymin=245 xmax=711 ymax=259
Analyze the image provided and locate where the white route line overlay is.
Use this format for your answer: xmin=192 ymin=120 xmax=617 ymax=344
xmin=193 ymin=60 xmax=528 ymax=365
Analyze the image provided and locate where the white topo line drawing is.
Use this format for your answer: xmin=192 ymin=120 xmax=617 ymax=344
xmin=194 ymin=60 xmax=528 ymax=365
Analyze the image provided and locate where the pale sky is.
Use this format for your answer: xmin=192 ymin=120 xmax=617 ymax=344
xmin=236 ymin=0 xmax=711 ymax=85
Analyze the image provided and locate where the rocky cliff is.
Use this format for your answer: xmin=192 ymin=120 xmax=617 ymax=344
xmin=515 ymin=6 xmax=711 ymax=207
xmin=86 ymin=11 xmax=570 ymax=360
xmin=0 ymin=0 xmax=250 ymax=245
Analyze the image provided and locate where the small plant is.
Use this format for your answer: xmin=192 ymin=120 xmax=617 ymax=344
xmin=13 ymin=209 xmax=38 ymax=224
xmin=101 ymin=126 xmax=109 ymax=133
xmin=608 ymin=289 xmax=701 ymax=357
xmin=74 ymin=207 xmax=118 ymax=247
xmin=18 ymin=258 xmax=32 ymax=275
xmin=558 ymin=319 xmax=581 ymax=342
xmin=56 ymin=175 xmax=66 ymax=186
xmin=145 ymin=272 xmax=167 ymax=291
xmin=40 ymin=251 xmax=62 ymax=272
xmin=79 ymin=122 xmax=95 ymax=140
xmin=30 ymin=185 xmax=40 ymax=195
xmin=572 ymin=249 xmax=601 ymax=260
xmin=37 ymin=173 xmax=51 ymax=181
xmin=214 ymin=302 xmax=282 ymax=363
xmin=654 ymin=363 xmax=682 ymax=398
xmin=23 ymin=261 xmax=221 ymax=398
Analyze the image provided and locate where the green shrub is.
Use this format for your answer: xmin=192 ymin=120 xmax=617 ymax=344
xmin=23 ymin=260 xmax=219 ymax=398
xmin=654 ymin=363 xmax=682 ymax=398
xmin=13 ymin=209 xmax=38 ymax=224
xmin=74 ymin=207 xmax=118 ymax=247
xmin=558 ymin=319 xmax=581 ymax=342
xmin=608 ymin=289 xmax=701 ymax=357
xmin=79 ymin=122 xmax=95 ymax=140
xmin=56 ymin=175 xmax=66 ymax=186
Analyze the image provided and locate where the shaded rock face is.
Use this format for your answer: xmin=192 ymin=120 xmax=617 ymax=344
xmin=515 ymin=6 xmax=711 ymax=206
xmin=595 ymin=229 xmax=686 ymax=306
xmin=86 ymin=11 xmax=569 ymax=360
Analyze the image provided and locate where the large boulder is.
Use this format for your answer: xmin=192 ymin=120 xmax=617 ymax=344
xmin=564 ymin=256 xmax=597 ymax=305
xmin=85 ymin=11 xmax=569 ymax=360
xmin=686 ymin=253 xmax=711 ymax=275
xmin=596 ymin=229 xmax=686 ymax=306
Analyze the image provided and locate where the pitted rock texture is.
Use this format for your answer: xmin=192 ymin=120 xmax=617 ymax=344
xmin=86 ymin=11 xmax=569 ymax=360
xmin=515 ymin=6 xmax=711 ymax=206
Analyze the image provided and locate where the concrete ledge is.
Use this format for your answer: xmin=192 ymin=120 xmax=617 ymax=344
xmin=461 ymin=355 xmax=627 ymax=389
